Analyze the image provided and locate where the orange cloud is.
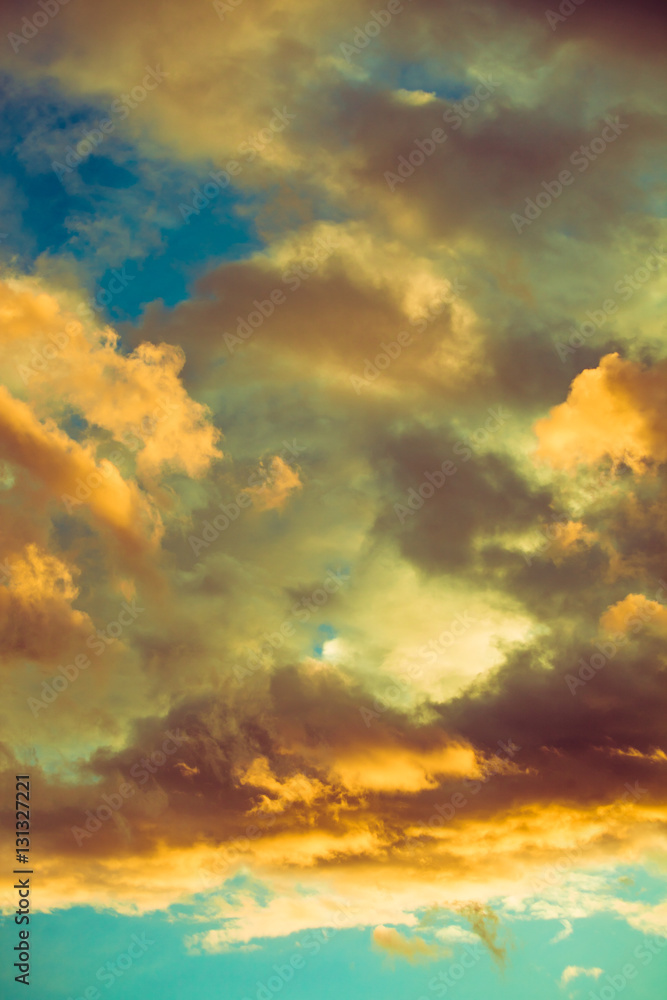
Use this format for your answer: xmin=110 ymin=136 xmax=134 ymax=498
xmin=246 ymin=455 xmax=302 ymax=512
xmin=599 ymin=593 xmax=667 ymax=637
xmin=534 ymin=353 xmax=667 ymax=472
xmin=372 ymin=925 xmax=445 ymax=962
xmin=0 ymin=276 xmax=221 ymax=481
xmin=0 ymin=385 xmax=161 ymax=561
xmin=0 ymin=544 xmax=91 ymax=665
xmin=331 ymin=743 xmax=481 ymax=794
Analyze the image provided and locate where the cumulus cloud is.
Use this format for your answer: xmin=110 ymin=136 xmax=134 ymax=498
xmin=560 ymin=965 xmax=603 ymax=987
xmin=0 ymin=544 xmax=91 ymax=665
xmin=535 ymin=353 xmax=667 ymax=473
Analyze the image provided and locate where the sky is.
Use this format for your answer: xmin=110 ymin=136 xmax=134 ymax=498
xmin=0 ymin=0 xmax=666 ymax=998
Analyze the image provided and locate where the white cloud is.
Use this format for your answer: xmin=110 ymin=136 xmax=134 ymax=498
xmin=550 ymin=919 xmax=573 ymax=944
xmin=560 ymin=966 xmax=603 ymax=987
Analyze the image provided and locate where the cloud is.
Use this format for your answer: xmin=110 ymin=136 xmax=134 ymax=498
xmin=599 ymin=593 xmax=667 ymax=637
xmin=0 ymin=544 xmax=91 ymax=665
xmin=372 ymin=925 xmax=445 ymax=963
xmin=535 ymin=353 xmax=667 ymax=474
xmin=550 ymin=919 xmax=573 ymax=944
xmin=560 ymin=965 xmax=603 ymax=987
xmin=434 ymin=924 xmax=479 ymax=944
xmin=246 ymin=455 xmax=302 ymax=512
xmin=0 ymin=382 xmax=162 ymax=572
xmin=0 ymin=0 xmax=665 ymax=975
xmin=454 ymin=903 xmax=508 ymax=968
xmin=0 ymin=272 xmax=224 ymax=593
